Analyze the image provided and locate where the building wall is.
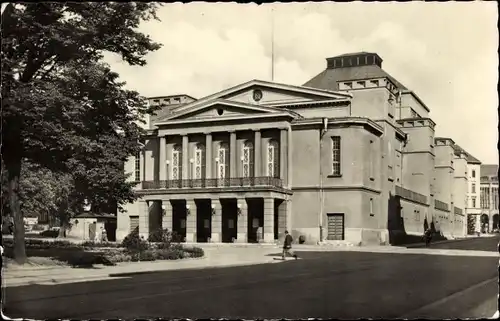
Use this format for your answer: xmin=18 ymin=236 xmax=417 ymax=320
xmin=467 ymin=164 xmax=481 ymax=215
xmin=345 ymin=88 xmax=391 ymax=121
xmin=453 ymin=156 xmax=468 ymax=211
xmin=291 ymin=123 xmax=385 ymax=244
xmin=67 ymin=218 xmax=106 ymax=241
xmin=399 ymin=93 xmax=430 ymax=118
xmin=400 ymin=199 xmax=428 ymax=235
xmin=433 ymin=143 xmax=455 ymax=205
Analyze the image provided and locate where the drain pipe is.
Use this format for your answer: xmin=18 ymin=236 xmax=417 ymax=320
xmin=319 ymin=117 xmax=328 ymax=242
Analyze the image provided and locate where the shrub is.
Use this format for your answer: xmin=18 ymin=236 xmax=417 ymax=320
xmin=40 ymin=229 xmax=59 ymax=238
xmin=81 ymin=241 xmax=120 ymax=248
xmin=104 ymin=251 xmax=133 ymax=264
xmin=121 ymin=227 xmax=149 ymax=252
xmin=148 ymin=228 xmax=172 ymax=243
xmin=182 ymin=246 xmax=204 ymax=258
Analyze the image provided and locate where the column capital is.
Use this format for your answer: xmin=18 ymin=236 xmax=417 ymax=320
xmin=228 ymin=129 xmax=236 ymax=133
xmin=204 ymin=132 xmax=212 ymax=136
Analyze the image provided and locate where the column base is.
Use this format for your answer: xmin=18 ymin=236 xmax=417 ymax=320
xmin=186 ymin=232 xmax=196 ymax=243
xmin=263 ymin=233 xmax=274 ymax=243
xmin=236 ymin=233 xmax=248 ymax=243
xmin=210 ymin=232 xmax=221 ymax=243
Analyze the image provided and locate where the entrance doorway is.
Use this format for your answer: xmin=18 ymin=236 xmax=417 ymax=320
xmin=326 ymin=213 xmax=344 ymax=240
xmin=493 ymin=214 xmax=499 ymax=232
xmin=247 ymin=198 xmax=263 ymax=243
xmin=195 ymin=199 xmax=211 ymax=242
xmin=172 ymin=200 xmax=187 ymax=242
xmin=480 ymin=214 xmax=489 ymax=233
xmin=221 ymin=198 xmax=237 ymax=243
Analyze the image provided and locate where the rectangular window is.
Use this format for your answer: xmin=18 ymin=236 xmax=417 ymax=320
xmin=369 ymin=140 xmax=375 ymax=180
xmin=369 ymin=198 xmax=374 ymax=216
xmin=472 ymin=183 xmax=476 ymax=193
xmin=472 ymin=197 xmax=477 ymax=208
xmin=472 ymin=170 xmax=476 ymax=178
xmin=134 ymin=152 xmax=141 ymax=182
xmin=129 ymin=216 xmax=139 ymax=233
xmin=332 ymin=136 xmax=341 ymax=176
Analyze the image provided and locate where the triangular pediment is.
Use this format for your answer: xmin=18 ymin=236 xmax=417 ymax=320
xmin=163 ymin=79 xmax=352 ymax=117
xmin=157 ymin=99 xmax=298 ymax=124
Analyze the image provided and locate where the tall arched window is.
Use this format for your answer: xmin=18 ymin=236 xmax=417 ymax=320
xmin=218 ymin=142 xmax=229 ymax=179
xmin=242 ymin=141 xmax=254 ymax=178
xmin=194 ymin=143 xmax=206 ymax=179
xmin=267 ymin=140 xmax=279 ymax=178
xmin=172 ymin=144 xmax=182 ymax=180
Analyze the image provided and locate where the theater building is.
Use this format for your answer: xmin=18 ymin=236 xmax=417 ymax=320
xmin=117 ymin=52 xmax=471 ymax=245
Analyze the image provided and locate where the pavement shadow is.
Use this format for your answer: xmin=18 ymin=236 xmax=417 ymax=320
xmin=3 ymin=247 xmax=115 ymax=269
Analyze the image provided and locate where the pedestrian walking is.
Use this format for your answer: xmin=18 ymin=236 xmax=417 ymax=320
xmin=423 ymin=227 xmax=432 ymax=247
xmin=282 ymin=230 xmax=298 ymax=260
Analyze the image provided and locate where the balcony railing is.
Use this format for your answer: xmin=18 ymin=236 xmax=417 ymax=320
xmin=395 ymin=185 xmax=428 ymax=205
xmin=141 ymin=177 xmax=283 ymax=190
xmin=434 ymin=199 xmax=449 ymax=212
xmin=454 ymin=207 xmax=464 ymax=216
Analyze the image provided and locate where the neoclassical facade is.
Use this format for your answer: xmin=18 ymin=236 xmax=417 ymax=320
xmin=117 ymin=52 xmax=473 ymax=245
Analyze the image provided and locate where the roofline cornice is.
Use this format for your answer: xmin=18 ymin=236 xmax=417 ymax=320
xmin=154 ymin=112 xmax=296 ymax=127
xmin=292 ymin=117 xmax=384 ymax=136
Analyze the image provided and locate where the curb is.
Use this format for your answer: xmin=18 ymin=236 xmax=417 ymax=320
xmin=405 ymin=237 xmax=482 ymax=248
xmin=109 ymin=259 xmax=281 ymax=277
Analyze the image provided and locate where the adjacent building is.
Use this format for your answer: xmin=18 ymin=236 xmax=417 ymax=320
xmin=117 ymin=52 xmax=476 ymax=245
xmin=480 ymin=164 xmax=499 ymax=233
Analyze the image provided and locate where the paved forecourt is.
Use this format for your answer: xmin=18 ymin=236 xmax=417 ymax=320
xmin=4 ymin=236 xmax=499 ymax=320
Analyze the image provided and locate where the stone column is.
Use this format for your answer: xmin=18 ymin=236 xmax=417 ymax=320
xmin=254 ymin=130 xmax=261 ymax=177
xmin=166 ymin=143 xmax=172 ymax=180
xmin=182 ymin=135 xmax=189 ymax=180
xmin=211 ymin=199 xmax=222 ymax=242
xmin=138 ymin=200 xmax=150 ymax=239
xmin=205 ymin=133 xmax=212 ymax=179
xmin=159 ymin=136 xmax=167 ymax=182
xmin=161 ymin=200 xmax=172 ymax=231
xmin=287 ymin=126 xmax=293 ymax=189
xmin=236 ymin=198 xmax=248 ymax=243
xmin=230 ymin=131 xmax=237 ymax=178
xmin=280 ymin=128 xmax=287 ymax=184
xmin=185 ymin=199 xmax=197 ymax=242
xmin=277 ymin=199 xmax=288 ymax=242
xmin=263 ymin=198 xmax=275 ymax=242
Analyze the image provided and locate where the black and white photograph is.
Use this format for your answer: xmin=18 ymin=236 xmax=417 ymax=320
xmin=1 ymin=1 xmax=499 ymax=319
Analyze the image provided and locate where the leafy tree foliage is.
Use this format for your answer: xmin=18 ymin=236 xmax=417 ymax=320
xmin=2 ymin=3 xmax=162 ymax=263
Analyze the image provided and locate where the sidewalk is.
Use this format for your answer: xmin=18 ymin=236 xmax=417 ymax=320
xmin=2 ymin=247 xmax=282 ymax=288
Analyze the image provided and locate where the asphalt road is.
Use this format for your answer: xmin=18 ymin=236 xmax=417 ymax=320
xmin=4 ymin=237 xmax=499 ymax=320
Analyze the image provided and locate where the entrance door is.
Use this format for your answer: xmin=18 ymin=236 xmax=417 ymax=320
xmin=326 ymin=213 xmax=344 ymax=240
xmin=88 ymin=222 xmax=96 ymax=241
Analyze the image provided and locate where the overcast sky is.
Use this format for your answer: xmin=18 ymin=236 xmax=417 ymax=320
xmin=7 ymin=3 xmax=498 ymax=164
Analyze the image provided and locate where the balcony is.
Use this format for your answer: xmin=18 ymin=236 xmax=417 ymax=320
xmin=434 ymin=199 xmax=449 ymax=212
xmin=395 ymin=185 xmax=428 ymax=205
xmin=140 ymin=177 xmax=284 ymax=190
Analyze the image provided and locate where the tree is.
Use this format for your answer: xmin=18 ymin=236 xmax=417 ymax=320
xmin=2 ymin=3 xmax=162 ymax=263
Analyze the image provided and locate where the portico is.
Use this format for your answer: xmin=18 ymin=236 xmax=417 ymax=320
xmin=137 ymin=192 xmax=291 ymax=243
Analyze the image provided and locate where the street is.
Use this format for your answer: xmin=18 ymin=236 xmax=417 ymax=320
xmin=4 ymin=236 xmax=499 ymax=320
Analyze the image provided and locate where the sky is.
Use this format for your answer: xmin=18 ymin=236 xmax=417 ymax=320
xmin=3 ymin=3 xmax=498 ymax=164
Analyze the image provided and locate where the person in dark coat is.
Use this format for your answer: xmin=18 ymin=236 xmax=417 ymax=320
xmin=282 ymin=230 xmax=298 ymax=260
xmin=424 ymin=227 xmax=432 ymax=247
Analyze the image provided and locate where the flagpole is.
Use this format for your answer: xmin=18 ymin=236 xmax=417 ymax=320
xmin=271 ymin=6 xmax=275 ymax=82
